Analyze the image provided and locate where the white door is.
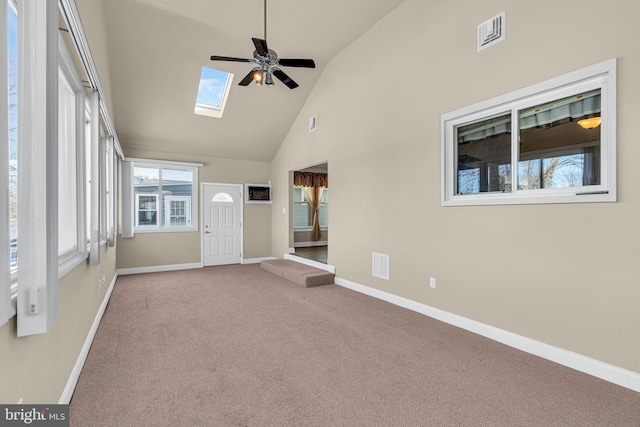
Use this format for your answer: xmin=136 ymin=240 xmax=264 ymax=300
xmin=203 ymin=184 xmax=242 ymax=266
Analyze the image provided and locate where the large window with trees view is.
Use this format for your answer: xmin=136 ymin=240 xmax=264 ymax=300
xmin=441 ymin=59 xmax=616 ymax=206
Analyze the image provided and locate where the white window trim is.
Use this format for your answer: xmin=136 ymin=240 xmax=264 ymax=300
xmin=16 ymin=0 xmax=59 ymax=336
xmin=105 ymin=136 xmax=116 ymax=247
xmin=88 ymin=91 xmax=101 ymax=265
xmin=126 ymin=158 xmax=202 ymax=233
xmin=58 ymin=31 xmax=89 ymax=277
xmin=0 ymin=0 xmax=11 ymax=328
xmin=194 ymin=67 xmax=233 ymax=119
xmin=164 ymin=195 xmax=192 ymax=227
xmin=441 ymin=58 xmax=616 ymax=206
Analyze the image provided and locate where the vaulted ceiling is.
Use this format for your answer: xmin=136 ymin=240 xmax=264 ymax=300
xmin=102 ymin=0 xmax=406 ymax=162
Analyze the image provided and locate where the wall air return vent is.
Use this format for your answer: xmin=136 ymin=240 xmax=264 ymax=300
xmin=477 ymin=11 xmax=505 ymax=51
xmin=372 ymin=253 xmax=390 ymax=280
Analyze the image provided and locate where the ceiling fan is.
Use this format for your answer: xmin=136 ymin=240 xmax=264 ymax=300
xmin=210 ymin=0 xmax=315 ymax=89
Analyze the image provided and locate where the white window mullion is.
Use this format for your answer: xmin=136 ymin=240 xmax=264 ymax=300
xmin=89 ymin=91 xmax=100 ymax=266
xmin=0 ymin=2 xmax=10 ymax=328
xmin=17 ymin=0 xmax=58 ymax=336
xmin=120 ymin=160 xmax=135 ymax=238
xmin=106 ymin=136 xmax=115 ymax=246
xmin=99 ymin=133 xmax=106 ymax=241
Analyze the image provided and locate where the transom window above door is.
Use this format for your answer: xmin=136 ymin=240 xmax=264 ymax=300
xmin=211 ymin=192 xmax=234 ymax=203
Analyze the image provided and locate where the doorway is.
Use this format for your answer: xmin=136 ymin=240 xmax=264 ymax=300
xmin=202 ymin=183 xmax=243 ymax=266
xmin=291 ymin=163 xmax=328 ymax=264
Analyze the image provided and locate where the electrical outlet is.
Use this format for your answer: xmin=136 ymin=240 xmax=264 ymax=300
xmin=98 ymin=274 xmax=106 ymax=287
xmin=429 ymin=277 xmax=436 ymax=289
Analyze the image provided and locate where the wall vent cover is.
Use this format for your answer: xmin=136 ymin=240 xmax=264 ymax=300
xmin=477 ymin=11 xmax=505 ymax=51
xmin=372 ymin=253 xmax=390 ymax=280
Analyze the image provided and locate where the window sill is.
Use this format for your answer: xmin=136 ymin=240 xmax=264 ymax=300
xmin=293 ymin=226 xmax=329 ymax=232
xmin=134 ymin=226 xmax=198 ymax=234
xmin=442 ymin=188 xmax=615 ymax=206
xmin=59 ymin=251 xmax=89 ymax=279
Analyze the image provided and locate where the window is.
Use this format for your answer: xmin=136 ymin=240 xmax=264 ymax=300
xmin=293 ymin=186 xmax=328 ymax=228
xmin=194 ymin=66 xmax=233 ymax=119
xmin=58 ymin=33 xmax=88 ymax=273
xmin=441 ymin=59 xmax=616 ymax=206
xmin=164 ymin=196 xmax=191 ymax=226
xmin=1 ymin=0 xmax=18 ymax=326
xmin=130 ymin=159 xmax=199 ymax=232
xmin=104 ymin=136 xmax=115 ymax=244
xmin=58 ymin=64 xmax=80 ymax=258
xmin=2 ymin=0 xmax=120 ymax=333
xmin=7 ymin=0 xmax=17 ymax=279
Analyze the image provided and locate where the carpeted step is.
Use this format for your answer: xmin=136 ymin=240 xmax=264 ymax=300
xmin=260 ymin=259 xmax=334 ymax=288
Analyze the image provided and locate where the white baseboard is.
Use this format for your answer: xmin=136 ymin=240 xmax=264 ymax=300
xmin=285 ymin=253 xmax=336 ymax=274
xmin=117 ymin=262 xmax=203 ymax=276
xmin=243 ymin=257 xmax=276 ymax=264
xmin=59 ymin=272 xmax=118 ymax=404
xmin=334 ymin=276 xmax=640 ymax=394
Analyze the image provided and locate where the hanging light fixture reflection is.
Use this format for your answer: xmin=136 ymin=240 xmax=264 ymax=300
xmin=577 ymin=117 xmax=601 ymax=129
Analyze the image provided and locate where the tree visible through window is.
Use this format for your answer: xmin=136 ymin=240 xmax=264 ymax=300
xmin=442 ymin=59 xmax=616 ymax=206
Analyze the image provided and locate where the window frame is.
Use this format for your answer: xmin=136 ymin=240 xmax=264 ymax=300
xmin=129 ymin=158 xmax=200 ymax=233
xmin=292 ymin=185 xmax=329 ymax=230
xmin=194 ymin=66 xmax=233 ymax=119
xmin=57 ymin=33 xmax=88 ymax=275
xmin=164 ymin=195 xmax=191 ymax=227
xmin=0 ymin=0 xmax=13 ymax=327
xmin=441 ymin=58 xmax=616 ymax=206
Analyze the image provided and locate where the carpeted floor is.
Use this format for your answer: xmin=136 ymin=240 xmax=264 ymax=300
xmin=69 ymin=264 xmax=640 ymax=426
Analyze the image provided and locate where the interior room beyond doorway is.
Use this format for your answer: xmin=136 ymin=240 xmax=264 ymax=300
xmin=291 ymin=163 xmax=328 ymax=264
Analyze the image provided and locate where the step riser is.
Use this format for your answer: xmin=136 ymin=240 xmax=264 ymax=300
xmin=260 ymin=260 xmax=334 ymax=288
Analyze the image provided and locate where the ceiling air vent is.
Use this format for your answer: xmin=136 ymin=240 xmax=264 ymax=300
xmin=477 ymin=11 xmax=505 ymax=51
xmin=372 ymin=253 xmax=390 ymax=280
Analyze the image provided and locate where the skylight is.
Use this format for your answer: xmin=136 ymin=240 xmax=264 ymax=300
xmin=194 ymin=66 xmax=233 ymax=119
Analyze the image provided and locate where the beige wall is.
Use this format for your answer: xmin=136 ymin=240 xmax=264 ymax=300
xmin=0 ymin=245 xmax=117 ymax=403
xmin=117 ymin=149 xmax=272 ymax=269
xmin=271 ymin=0 xmax=640 ymax=373
xmin=75 ymin=0 xmax=114 ymax=115
xmin=0 ymin=0 xmax=119 ymax=404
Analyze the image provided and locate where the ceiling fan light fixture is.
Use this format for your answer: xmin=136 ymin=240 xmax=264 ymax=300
xmin=265 ymin=71 xmax=274 ymax=86
xmin=253 ymin=68 xmax=263 ymax=85
xmin=209 ymin=0 xmax=315 ymax=89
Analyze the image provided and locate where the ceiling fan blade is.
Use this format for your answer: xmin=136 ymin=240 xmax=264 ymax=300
xmin=210 ymin=55 xmax=252 ymax=63
xmin=252 ymin=38 xmax=269 ymax=57
xmin=272 ymin=69 xmax=299 ymax=89
xmin=278 ymin=58 xmax=316 ymax=68
xmin=238 ymin=70 xmax=256 ymax=86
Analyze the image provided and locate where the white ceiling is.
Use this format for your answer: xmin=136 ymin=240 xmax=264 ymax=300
xmin=102 ymin=0 xmax=406 ymax=162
